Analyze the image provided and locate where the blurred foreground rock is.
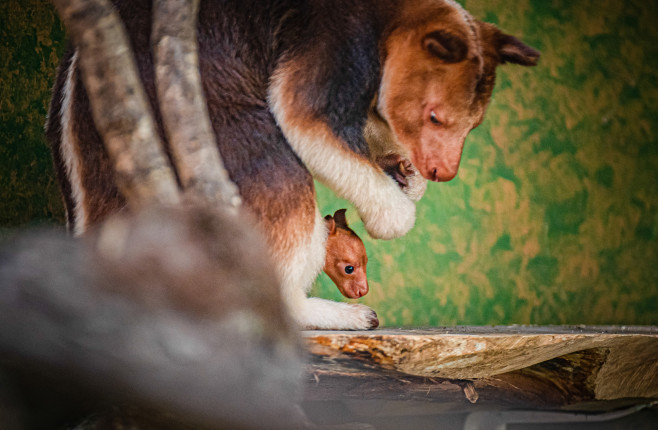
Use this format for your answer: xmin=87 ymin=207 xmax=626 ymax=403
xmin=0 ymin=205 xmax=303 ymax=430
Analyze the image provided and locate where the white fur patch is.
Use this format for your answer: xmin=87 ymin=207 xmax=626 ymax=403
xmin=60 ymin=51 xmax=88 ymax=236
xmin=297 ymin=298 xmax=378 ymax=330
xmin=278 ymin=208 xmax=328 ymax=297
xmin=269 ymin=69 xmax=416 ymax=240
xmin=275 ymin=209 xmax=327 ymax=326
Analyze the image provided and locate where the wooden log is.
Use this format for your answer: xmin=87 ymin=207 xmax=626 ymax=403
xmin=303 ymin=327 xmax=658 ymax=411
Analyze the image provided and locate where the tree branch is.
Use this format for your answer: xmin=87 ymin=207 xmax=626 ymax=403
xmin=51 ymin=0 xmax=180 ymax=209
xmin=152 ymin=0 xmax=241 ymax=211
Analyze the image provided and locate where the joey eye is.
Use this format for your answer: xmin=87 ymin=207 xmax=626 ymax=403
xmin=344 ymin=265 xmax=355 ymax=275
xmin=430 ymin=110 xmax=442 ymax=126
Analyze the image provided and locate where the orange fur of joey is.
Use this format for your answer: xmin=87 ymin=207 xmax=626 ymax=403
xmin=324 ymin=210 xmax=369 ymax=299
xmin=377 ymin=0 xmax=539 ymax=183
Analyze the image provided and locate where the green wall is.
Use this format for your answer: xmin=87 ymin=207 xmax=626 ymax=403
xmin=314 ymin=0 xmax=658 ymax=326
xmin=2 ymin=1 xmax=657 ymax=326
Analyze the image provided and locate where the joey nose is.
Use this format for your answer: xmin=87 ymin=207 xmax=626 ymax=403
xmin=356 ymin=281 xmax=369 ymax=297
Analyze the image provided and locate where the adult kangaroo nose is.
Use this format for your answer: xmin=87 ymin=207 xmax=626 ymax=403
xmin=414 ymin=125 xmax=465 ymax=182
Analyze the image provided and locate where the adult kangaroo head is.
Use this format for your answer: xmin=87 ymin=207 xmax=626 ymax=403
xmin=375 ymin=0 xmax=540 ymax=182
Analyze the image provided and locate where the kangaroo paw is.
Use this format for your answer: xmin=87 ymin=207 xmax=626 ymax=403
xmin=296 ymin=298 xmax=379 ymax=330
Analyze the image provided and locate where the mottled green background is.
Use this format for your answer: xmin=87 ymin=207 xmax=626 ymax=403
xmin=0 ymin=0 xmax=65 ymax=232
xmin=2 ymin=1 xmax=657 ymax=326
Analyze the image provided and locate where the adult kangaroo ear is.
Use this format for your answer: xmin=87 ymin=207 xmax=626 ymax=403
xmin=497 ymin=32 xmax=540 ymax=66
xmin=423 ymin=30 xmax=468 ymax=63
xmin=478 ymin=22 xmax=540 ymax=66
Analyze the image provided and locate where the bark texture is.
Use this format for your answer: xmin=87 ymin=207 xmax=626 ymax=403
xmin=304 ymin=327 xmax=658 ymax=410
xmin=51 ymin=0 xmax=180 ymax=209
xmin=152 ymin=0 xmax=241 ymax=211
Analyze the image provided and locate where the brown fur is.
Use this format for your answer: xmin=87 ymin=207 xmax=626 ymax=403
xmin=377 ymin=0 xmax=539 ymax=182
xmin=324 ymin=210 xmax=369 ymax=299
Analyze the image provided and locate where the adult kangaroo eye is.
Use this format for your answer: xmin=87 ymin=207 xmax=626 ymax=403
xmin=344 ymin=265 xmax=354 ymax=274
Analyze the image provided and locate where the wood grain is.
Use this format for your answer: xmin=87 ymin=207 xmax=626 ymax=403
xmin=304 ymin=327 xmax=658 ymax=410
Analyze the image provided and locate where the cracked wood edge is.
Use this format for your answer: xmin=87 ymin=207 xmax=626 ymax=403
xmin=303 ymin=327 xmax=658 ymax=403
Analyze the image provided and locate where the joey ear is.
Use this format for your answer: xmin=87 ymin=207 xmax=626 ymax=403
xmin=324 ymin=215 xmax=336 ymax=234
xmin=497 ymin=33 xmax=540 ymax=66
xmin=423 ymin=30 xmax=467 ymax=63
xmin=332 ymin=209 xmax=349 ymax=229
